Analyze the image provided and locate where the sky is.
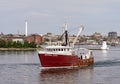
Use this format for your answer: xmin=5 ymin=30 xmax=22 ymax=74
xmin=0 ymin=0 xmax=120 ymax=36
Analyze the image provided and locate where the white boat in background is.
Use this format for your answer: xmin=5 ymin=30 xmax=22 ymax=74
xmin=101 ymin=41 xmax=109 ymax=50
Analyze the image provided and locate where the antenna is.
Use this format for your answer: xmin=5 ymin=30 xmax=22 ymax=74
xmin=25 ymin=20 xmax=28 ymax=36
xmin=65 ymin=22 xmax=68 ymax=30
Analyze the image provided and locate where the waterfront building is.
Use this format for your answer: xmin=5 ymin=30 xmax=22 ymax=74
xmin=107 ymin=32 xmax=118 ymax=44
xmin=108 ymin=32 xmax=117 ymax=40
xmin=12 ymin=37 xmax=24 ymax=43
xmin=92 ymin=32 xmax=102 ymax=39
xmin=42 ymin=33 xmax=59 ymax=45
xmin=24 ymin=34 xmax=42 ymax=45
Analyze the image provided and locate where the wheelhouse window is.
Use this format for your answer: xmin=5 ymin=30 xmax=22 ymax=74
xmin=58 ymin=49 xmax=60 ymax=51
xmin=47 ymin=47 xmax=71 ymax=52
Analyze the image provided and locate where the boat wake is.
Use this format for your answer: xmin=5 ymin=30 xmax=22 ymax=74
xmin=94 ymin=60 xmax=120 ymax=67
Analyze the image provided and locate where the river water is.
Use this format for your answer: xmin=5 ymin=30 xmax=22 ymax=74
xmin=0 ymin=46 xmax=120 ymax=84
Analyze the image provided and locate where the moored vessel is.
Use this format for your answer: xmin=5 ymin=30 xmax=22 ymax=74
xmin=38 ymin=24 xmax=94 ymax=69
xmin=101 ymin=41 xmax=109 ymax=50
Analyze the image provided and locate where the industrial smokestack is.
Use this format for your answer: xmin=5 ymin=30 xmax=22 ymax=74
xmin=25 ymin=20 xmax=28 ymax=36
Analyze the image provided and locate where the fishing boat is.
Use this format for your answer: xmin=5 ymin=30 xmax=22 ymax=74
xmin=38 ymin=24 xmax=94 ymax=69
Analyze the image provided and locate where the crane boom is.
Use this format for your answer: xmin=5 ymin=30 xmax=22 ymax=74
xmin=72 ymin=25 xmax=84 ymax=47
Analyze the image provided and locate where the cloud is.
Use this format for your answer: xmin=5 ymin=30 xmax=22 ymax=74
xmin=0 ymin=0 xmax=120 ymax=35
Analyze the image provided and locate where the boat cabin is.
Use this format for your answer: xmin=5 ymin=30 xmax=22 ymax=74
xmin=46 ymin=46 xmax=72 ymax=52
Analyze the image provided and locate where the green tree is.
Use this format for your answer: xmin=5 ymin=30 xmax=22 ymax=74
xmin=0 ymin=40 xmax=6 ymax=48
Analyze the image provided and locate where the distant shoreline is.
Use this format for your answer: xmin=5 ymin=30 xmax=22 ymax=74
xmin=0 ymin=48 xmax=41 ymax=51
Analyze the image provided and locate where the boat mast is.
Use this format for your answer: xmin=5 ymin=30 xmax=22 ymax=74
xmin=64 ymin=23 xmax=68 ymax=46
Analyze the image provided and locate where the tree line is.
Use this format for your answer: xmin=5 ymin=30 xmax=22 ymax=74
xmin=0 ymin=40 xmax=37 ymax=48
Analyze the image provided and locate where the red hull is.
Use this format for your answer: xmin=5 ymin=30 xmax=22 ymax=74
xmin=38 ymin=54 xmax=94 ymax=68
